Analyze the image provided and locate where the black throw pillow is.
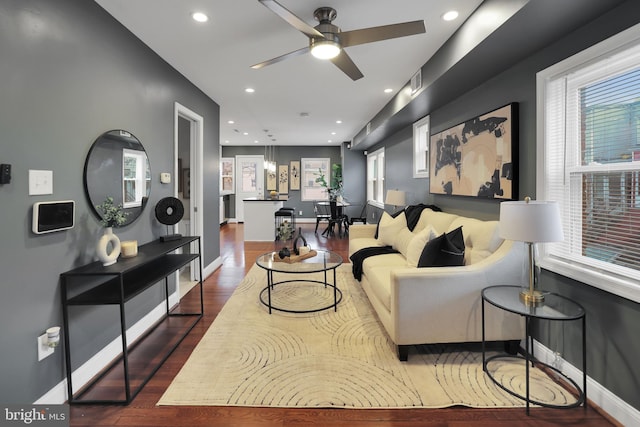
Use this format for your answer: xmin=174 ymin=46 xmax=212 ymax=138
xmin=417 ymin=226 xmax=465 ymax=267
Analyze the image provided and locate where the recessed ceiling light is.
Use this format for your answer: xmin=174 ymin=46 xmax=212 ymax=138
xmin=336 ymin=120 xmax=342 ymax=124
xmin=254 ymin=140 xmax=259 ymax=144
xmin=227 ymin=120 xmax=235 ymax=124
xmin=243 ymin=132 xmax=248 ymax=136
xmin=331 ymin=132 xmax=336 ymax=135
xmin=245 ymin=87 xmax=255 ymax=93
xmin=328 ymin=140 xmax=333 ymax=143
xmin=442 ymin=10 xmax=459 ymax=21
xmin=384 ymin=88 xmax=393 ymax=93
xmin=192 ymin=12 xmax=209 ymax=23
xmin=224 ymin=140 xmax=229 ymax=143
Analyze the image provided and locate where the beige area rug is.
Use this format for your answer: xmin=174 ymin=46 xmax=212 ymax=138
xmin=159 ymin=264 xmax=577 ymax=408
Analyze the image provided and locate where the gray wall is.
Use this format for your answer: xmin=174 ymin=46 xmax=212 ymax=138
xmin=221 ymin=145 xmax=342 ymax=218
xmin=371 ymin=1 xmax=640 ymax=411
xmin=0 ymin=0 xmax=220 ymax=403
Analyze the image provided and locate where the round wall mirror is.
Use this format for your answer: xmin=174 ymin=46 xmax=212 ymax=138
xmin=84 ymin=129 xmax=151 ymax=227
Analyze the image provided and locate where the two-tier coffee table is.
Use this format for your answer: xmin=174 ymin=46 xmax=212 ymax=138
xmin=256 ymin=250 xmax=343 ymax=314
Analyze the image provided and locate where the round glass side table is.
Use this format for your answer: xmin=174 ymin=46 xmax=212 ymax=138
xmin=481 ymin=285 xmax=586 ymax=414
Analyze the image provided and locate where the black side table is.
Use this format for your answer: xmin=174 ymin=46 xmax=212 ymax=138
xmin=482 ymin=285 xmax=586 ymax=414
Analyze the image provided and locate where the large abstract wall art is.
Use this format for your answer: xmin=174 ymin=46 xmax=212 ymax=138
xmin=429 ymin=103 xmax=517 ymax=200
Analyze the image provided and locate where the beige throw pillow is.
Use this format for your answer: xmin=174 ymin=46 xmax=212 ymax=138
xmin=377 ymin=211 xmax=407 ymax=247
xmin=406 ymin=225 xmax=437 ymax=267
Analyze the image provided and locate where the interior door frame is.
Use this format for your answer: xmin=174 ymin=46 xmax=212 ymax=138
xmin=235 ymin=154 xmax=264 ymax=223
xmin=174 ymin=102 xmax=204 ymax=293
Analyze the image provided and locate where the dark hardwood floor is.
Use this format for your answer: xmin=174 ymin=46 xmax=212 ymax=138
xmin=70 ymin=223 xmax=618 ymax=426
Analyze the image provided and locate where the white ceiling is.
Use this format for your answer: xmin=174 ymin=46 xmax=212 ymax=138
xmin=94 ymin=0 xmax=483 ymax=146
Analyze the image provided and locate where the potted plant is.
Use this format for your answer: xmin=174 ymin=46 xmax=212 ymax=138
xmin=95 ymin=197 xmax=129 ymax=266
xmin=95 ymin=196 xmax=129 ymax=228
xmin=315 ymin=163 xmax=343 ymax=202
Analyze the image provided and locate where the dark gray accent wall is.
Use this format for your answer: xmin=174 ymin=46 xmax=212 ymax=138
xmin=221 ymin=145 xmax=341 ymax=218
xmin=370 ymin=0 xmax=640 ymax=411
xmin=0 ymin=0 xmax=220 ymax=403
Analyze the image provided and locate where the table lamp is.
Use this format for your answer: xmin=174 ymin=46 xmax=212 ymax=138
xmin=499 ymin=197 xmax=564 ymax=305
xmin=385 ymin=189 xmax=406 ymax=212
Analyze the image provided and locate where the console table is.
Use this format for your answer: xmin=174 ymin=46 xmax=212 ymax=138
xmin=481 ymin=285 xmax=586 ymax=415
xmin=60 ymin=236 xmax=203 ymax=404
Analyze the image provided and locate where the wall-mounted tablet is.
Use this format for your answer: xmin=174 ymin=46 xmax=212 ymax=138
xmin=32 ymin=200 xmax=75 ymax=234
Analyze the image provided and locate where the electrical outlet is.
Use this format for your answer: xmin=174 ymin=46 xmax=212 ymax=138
xmin=37 ymin=334 xmax=54 ymax=361
xmin=299 ymin=210 xmax=303 ymax=216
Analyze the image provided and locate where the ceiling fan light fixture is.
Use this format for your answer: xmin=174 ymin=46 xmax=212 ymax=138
xmin=310 ymin=38 xmax=340 ymax=60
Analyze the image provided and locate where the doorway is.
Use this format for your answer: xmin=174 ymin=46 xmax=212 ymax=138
xmin=234 ymin=155 xmax=264 ymax=222
xmin=174 ymin=102 xmax=204 ymax=299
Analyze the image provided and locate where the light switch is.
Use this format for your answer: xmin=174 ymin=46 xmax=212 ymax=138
xmin=29 ymin=170 xmax=53 ymax=195
xmin=160 ymin=172 xmax=171 ymax=184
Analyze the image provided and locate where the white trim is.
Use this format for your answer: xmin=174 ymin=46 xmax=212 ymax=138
xmin=530 ymin=340 xmax=639 ymax=427
xmin=35 ymin=258 xmax=223 ymax=405
xmin=174 ymin=102 xmax=205 ymax=289
xmin=34 ymin=292 xmax=180 ymax=404
xmin=412 ymin=115 xmax=430 ymax=178
xmin=536 ymin=22 xmax=640 ymax=301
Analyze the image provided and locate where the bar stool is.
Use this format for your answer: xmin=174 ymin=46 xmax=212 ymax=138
xmin=274 ymin=207 xmax=296 ymax=240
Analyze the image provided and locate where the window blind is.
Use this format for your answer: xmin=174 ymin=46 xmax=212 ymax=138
xmin=543 ymin=41 xmax=640 ymax=282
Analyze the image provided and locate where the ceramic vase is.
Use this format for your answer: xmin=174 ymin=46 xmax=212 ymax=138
xmin=96 ymin=227 xmax=121 ymax=266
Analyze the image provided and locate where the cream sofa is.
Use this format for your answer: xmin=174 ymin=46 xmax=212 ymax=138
xmin=349 ymin=207 xmax=525 ymax=360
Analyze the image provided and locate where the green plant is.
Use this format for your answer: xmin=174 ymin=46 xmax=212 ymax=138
xmin=315 ymin=163 xmax=343 ymax=200
xmin=276 ymin=220 xmax=293 ymax=241
xmin=95 ymin=197 xmax=129 ymax=228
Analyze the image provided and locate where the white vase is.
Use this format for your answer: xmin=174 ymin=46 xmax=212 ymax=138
xmin=96 ymin=227 xmax=121 ymax=266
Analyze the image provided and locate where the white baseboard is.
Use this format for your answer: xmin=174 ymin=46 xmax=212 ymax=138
xmin=35 ymin=291 xmax=182 ymax=405
xmin=203 ymin=256 xmax=222 ymax=279
xmin=531 ymin=339 xmax=639 ymax=426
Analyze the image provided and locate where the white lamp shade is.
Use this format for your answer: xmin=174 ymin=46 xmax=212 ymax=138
xmin=499 ymin=200 xmax=564 ymax=243
xmin=385 ymin=189 xmax=406 ymax=207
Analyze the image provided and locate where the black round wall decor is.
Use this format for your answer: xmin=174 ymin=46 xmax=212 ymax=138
xmin=155 ymin=197 xmax=185 ymax=226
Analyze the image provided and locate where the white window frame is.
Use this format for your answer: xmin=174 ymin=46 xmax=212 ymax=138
xmin=367 ymin=148 xmax=385 ymax=206
xmin=122 ymin=148 xmax=148 ymax=208
xmin=301 ymin=158 xmax=330 ymax=201
xmin=536 ymin=23 xmax=640 ymax=303
xmin=412 ymin=115 xmax=430 ymax=178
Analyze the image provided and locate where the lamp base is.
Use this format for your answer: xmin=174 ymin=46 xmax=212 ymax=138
xmin=519 ymin=289 xmax=545 ymax=306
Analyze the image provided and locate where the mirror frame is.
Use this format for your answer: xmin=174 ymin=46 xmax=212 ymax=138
xmin=84 ymin=129 xmax=151 ymax=227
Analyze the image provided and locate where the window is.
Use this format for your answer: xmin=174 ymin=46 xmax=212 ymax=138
xmin=301 ymin=158 xmax=330 ymax=201
xmin=122 ymin=148 xmax=150 ymax=208
xmin=220 ymin=157 xmax=235 ymax=194
xmin=537 ymin=23 xmax=640 ymax=302
xmin=367 ymin=148 xmax=385 ymax=205
xmin=413 ymin=115 xmax=430 ymax=178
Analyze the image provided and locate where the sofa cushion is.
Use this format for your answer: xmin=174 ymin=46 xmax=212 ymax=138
xmin=418 ymin=226 xmax=465 ymax=267
xmin=414 ymin=210 xmax=458 ymax=235
xmin=377 ymin=211 xmax=407 ymax=247
xmin=364 ymin=263 xmax=404 ymax=312
xmin=393 ymin=227 xmax=415 ymax=259
xmin=448 ymin=218 xmax=501 ymax=265
xmin=349 ymin=237 xmax=382 ymax=257
xmin=406 ymin=225 xmax=437 ymax=267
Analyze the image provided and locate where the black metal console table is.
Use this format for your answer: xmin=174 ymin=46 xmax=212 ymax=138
xmin=60 ymin=236 xmax=203 ymax=404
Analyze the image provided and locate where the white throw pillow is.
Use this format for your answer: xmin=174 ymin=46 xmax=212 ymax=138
xmin=406 ymin=225 xmax=437 ymax=267
xmin=377 ymin=211 xmax=407 ymax=247
xmin=393 ymin=227 xmax=415 ymax=258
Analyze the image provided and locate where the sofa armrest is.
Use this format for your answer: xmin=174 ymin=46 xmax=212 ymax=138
xmin=388 ymin=241 xmax=525 ymax=344
xmin=348 ymin=224 xmax=378 ymax=240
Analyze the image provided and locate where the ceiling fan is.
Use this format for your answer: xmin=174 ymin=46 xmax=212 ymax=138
xmin=251 ymin=0 xmax=426 ymax=81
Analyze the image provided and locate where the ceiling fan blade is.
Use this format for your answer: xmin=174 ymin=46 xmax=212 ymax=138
xmin=251 ymin=46 xmax=310 ymax=69
xmin=340 ymin=20 xmax=425 ymax=47
xmin=259 ymin=0 xmax=324 ymax=39
xmin=330 ymin=50 xmax=364 ymax=81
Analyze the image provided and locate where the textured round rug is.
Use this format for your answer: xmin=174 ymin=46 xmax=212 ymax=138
xmin=158 ymin=264 xmax=577 ymax=408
